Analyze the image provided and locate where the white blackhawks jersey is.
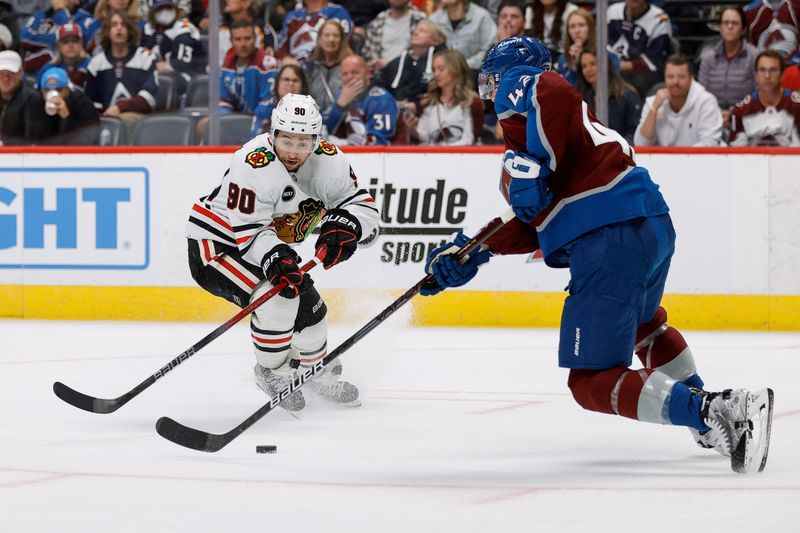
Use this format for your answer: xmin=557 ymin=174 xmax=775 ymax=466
xmin=186 ymin=135 xmax=379 ymax=268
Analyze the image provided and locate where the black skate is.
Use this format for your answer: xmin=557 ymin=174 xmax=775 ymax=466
xmin=702 ymin=388 xmax=774 ymax=474
xmin=253 ymin=364 xmax=305 ymax=413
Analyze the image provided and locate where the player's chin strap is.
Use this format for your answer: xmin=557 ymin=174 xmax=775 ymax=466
xmin=154 ymin=209 xmax=517 ymax=452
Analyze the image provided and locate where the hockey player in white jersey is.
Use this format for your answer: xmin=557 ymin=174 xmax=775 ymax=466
xmin=186 ymin=93 xmax=379 ymax=412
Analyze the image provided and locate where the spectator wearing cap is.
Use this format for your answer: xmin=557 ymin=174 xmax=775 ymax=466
xmin=21 ymin=0 xmax=95 ymax=73
xmin=141 ymin=0 xmax=206 ymax=95
xmin=85 ymin=10 xmax=157 ymax=134
xmin=39 ymin=65 xmax=100 ymax=143
xmin=36 ymin=22 xmax=91 ymax=89
xmin=0 ymin=50 xmax=47 ymax=145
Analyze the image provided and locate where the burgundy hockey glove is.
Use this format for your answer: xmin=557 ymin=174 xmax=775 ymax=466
xmin=314 ymin=209 xmax=362 ymax=269
xmin=262 ymin=244 xmax=304 ymax=298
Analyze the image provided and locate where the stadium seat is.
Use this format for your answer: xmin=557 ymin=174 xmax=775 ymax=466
xmin=131 ymin=114 xmax=194 ymax=145
xmin=155 ymin=74 xmax=179 ymax=111
xmin=98 ymin=116 xmax=127 ymax=145
xmin=204 ymin=113 xmax=255 ymax=145
xmin=186 ymin=74 xmax=210 ymax=107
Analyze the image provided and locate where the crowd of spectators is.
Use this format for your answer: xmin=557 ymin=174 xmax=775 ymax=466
xmin=1 ymin=0 xmax=800 ymax=147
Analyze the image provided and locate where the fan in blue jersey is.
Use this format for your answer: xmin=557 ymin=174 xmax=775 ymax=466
xmin=219 ymin=19 xmax=277 ymax=117
xmin=21 ymin=0 xmax=95 ymax=51
xmin=35 ymin=22 xmax=91 ymax=90
xmin=141 ymin=0 xmax=207 ymax=94
xmin=85 ymin=10 xmax=158 ymax=118
xmin=421 ymin=36 xmax=775 ymax=474
xmin=323 ymin=53 xmax=398 ymax=145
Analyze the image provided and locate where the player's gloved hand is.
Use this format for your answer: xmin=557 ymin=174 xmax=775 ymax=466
xmin=503 ymin=149 xmax=554 ymax=223
xmin=420 ymin=232 xmax=492 ymax=296
xmin=262 ymin=244 xmax=303 ymax=299
xmin=315 ymin=208 xmax=362 ymax=269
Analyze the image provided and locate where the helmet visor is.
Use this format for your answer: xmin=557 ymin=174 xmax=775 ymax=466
xmin=477 ymin=72 xmax=496 ymax=100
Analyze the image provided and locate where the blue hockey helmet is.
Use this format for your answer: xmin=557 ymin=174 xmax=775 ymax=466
xmin=478 ymin=37 xmax=552 ymax=100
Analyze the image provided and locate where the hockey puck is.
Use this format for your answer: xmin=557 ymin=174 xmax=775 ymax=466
xmin=256 ymin=445 xmax=277 ymax=454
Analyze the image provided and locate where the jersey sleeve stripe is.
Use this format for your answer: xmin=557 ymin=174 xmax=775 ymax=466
xmin=531 ymin=74 xmax=558 ymax=172
xmin=193 ymin=203 xmax=234 ymax=232
xmin=188 ymin=216 xmax=237 ymax=245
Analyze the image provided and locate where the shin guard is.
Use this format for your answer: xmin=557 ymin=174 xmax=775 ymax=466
xmin=635 ymin=306 xmax=702 ymax=388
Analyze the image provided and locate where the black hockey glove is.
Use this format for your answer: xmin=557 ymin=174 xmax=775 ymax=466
xmin=262 ymin=244 xmax=303 ymax=299
xmin=315 ymin=209 xmax=362 ymax=269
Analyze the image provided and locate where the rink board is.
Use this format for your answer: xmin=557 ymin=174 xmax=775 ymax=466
xmin=0 ymin=147 xmax=798 ymax=330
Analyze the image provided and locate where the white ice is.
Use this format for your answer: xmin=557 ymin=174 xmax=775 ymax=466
xmin=1 ymin=317 xmax=798 ymax=532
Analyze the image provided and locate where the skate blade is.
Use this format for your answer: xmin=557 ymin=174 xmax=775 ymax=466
xmin=731 ymin=388 xmax=773 ymax=474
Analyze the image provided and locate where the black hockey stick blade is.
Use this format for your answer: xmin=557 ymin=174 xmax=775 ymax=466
xmin=53 ymin=381 xmax=128 ymax=414
xmin=155 ymin=416 xmax=231 ymax=452
xmin=51 ymin=257 xmax=322 ymax=414
xmin=155 ymin=210 xmax=516 ymax=452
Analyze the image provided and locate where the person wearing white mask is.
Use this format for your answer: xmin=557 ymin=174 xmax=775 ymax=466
xmin=141 ymin=0 xmax=206 ymax=94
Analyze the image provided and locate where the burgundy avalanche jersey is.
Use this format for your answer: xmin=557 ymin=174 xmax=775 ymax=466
xmin=275 ymin=3 xmax=353 ymax=61
xmin=744 ymin=0 xmax=800 ymax=58
xmin=486 ymin=66 xmax=669 ymax=266
xmin=729 ymin=89 xmax=800 ymax=146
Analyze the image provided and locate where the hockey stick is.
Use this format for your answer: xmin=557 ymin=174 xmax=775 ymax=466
xmin=156 ymin=209 xmax=516 ymax=452
xmin=52 ymin=255 xmax=323 ymax=414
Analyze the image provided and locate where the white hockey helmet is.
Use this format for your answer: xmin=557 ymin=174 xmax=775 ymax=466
xmin=269 ymin=93 xmax=322 ymax=148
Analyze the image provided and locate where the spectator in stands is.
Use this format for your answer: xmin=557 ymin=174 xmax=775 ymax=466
xmin=88 ymin=0 xmax=141 ymax=50
xmin=608 ymin=0 xmax=672 ymax=98
xmin=379 ymin=19 xmax=447 ymax=108
xmin=21 ymin=0 xmax=95 ymax=73
xmin=304 ymin=19 xmax=351 ymax=114
xmin=324 ymin=53 xmax=398 ymax=145
xmin=634 ymin=54 xmax=722 ymax=147
xmin=698 ymin=5 xmax=758 ymax=124
xmin=198 ymin=18 xmax=276 ymax=140
xmin=35 ymin=22 xmax=91 ymax=89
xmin=0 ymin=22 xmax=14 ymax=52
xmin=275 ymin=0 xmax=353 ymax=62
xmin=0 ymin=50 xmax=46 ymax=144
xmin=729 ymin=49 xmax=800 ymax=146
xmin=524 ymin=0 xmax=578 ymax=61
xmin=429 ymin=0 xmax=495 ymax=71
xmin=337 ymin=0 xmax=387 ymax=53
xmin=251 ymin=62 xmax=308 ymax=136
xmin=0 ymin=4 xmax=20 ymax=53
xmin=363 ymin=0 xmax=426 ymax=71
xmin=495 ymin=1 xmax=525 ymax=43
xmin=744 ymin=0 xmax=800 ymax=63
xmin=217 ymin=0 xmax=277 ymax=66
xmin=574 ymin=48 xmax=641 ymax=144
xmin=407 ymin=48 xmax=482 ymax=145
xmin=85 ymin=10 xmax=157 ymax=135
xmin=39 ymin=65 xmax=100 ymax=143
xmin=555 ymin=7 xmax=593 ymax=86
xmin=141 ymin=0 xmax=206 ymax=94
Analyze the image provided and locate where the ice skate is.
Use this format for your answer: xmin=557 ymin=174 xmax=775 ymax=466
xmin=307 ymin=360 xmax=361 ymax=407
xmin=702 ymin=388 xmax=774 ymax=473
xmin=254 ymin=364 xmax=305 ymax=413
xmin=688 ymin=388 xmax=727 ymax=456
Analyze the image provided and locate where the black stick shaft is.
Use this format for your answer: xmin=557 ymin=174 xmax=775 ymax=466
xmin=53 ymin=257 xmax=322 ymax=414
xmin=157 ymin=210 xmax=516 ymax=451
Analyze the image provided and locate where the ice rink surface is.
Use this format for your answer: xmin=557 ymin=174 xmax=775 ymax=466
xmin=1 ymin=317 xmax=798 ymax=532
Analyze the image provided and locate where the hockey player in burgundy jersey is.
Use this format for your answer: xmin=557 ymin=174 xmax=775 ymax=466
xmin=421 ymin=37 xmax=774 ymax=474
xmin=186 ymin=93 xmax=378 ymax=413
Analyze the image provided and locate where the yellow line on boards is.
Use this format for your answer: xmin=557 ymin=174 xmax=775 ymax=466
xmin=0 ymin=285 xmax=798 ymax=331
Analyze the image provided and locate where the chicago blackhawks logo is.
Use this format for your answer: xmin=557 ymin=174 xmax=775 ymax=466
xmin=314 ymin=139 xmax=338 ymax=156
xmin=270 ymin=199 xmax=327 ymax=243
xmin=245 ymin=147 xmax=275 ymax=168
